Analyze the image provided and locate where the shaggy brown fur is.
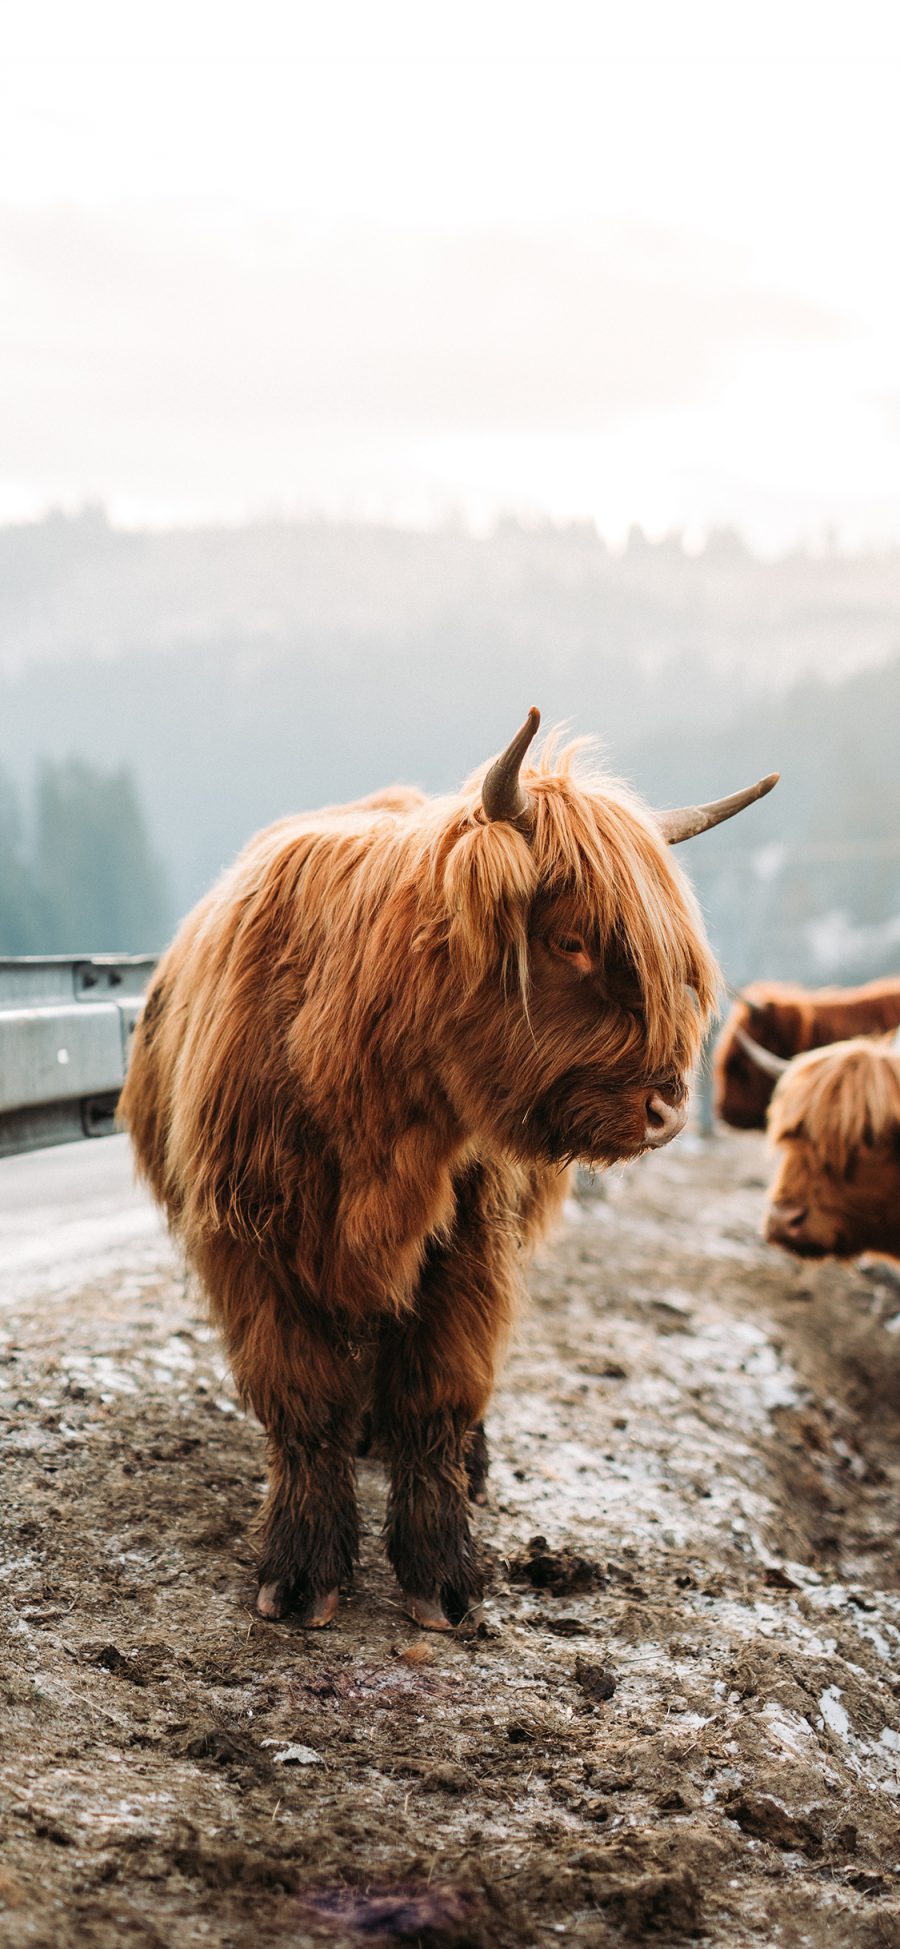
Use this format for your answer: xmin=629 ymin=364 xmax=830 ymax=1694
xmin=714 ymin=978 xmax=900 ymax=1130
xmin=764 ymin=1035 xmax=900 ymax=1260
xmin=120 ymin=730 xmax=720 ymax=1627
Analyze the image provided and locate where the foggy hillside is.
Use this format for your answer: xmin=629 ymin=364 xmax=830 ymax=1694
xmin=2 ymin=507 xmax=900 ymax=688
xmin=2 ymin=510 xmax=899 ymax=985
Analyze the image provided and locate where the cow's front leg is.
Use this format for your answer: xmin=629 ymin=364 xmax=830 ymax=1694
xmin=373 ymin=1164 xmax=515 ymax=1628
xmin=465 ymin=1421 xmax=490 ymax=1505
xmin=383 ymin=1402 xmax=482 ymax=1628
xmin=254 ymin=1395 xmax=360 ymax=1626
xmin=195 ymin=1236 xmax=362 ymax=1627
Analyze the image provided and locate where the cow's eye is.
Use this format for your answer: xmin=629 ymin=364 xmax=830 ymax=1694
xmin=548 ymin=932 xmax=592 ymax=973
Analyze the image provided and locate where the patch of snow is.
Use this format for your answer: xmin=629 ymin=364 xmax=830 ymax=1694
xmin=0 ymin=1206 xmax=172 ymax=1309
xmin=151 ymin=1336 xmax=197 ymax=1372
xmin=818 ymin=1688 xmax=850 ymax=1739
xmin=657 ymin=1288 xmax=695 ymax=1316
xmin=779 ymin=1561 xmax=822 ymax=1588
xmin=261 ymin=1742 xmax=324 ymax=1766
xmin=760 ymin=1704 xmax=818 ymax=1760
xmin=806 ymin=1585 xmax=900 ymax=1665
xmin=63 ymin=1357 xmax=139 ymax=1398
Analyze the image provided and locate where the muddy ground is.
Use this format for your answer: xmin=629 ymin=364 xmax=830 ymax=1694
xmin=1 ymin=1128 xmax=898 ymax=1949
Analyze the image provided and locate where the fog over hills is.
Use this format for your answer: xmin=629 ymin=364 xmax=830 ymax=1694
xmin=2 ymin=507 xmax=899 ymax=687
xmin=2 ymin=509 xmax=899 ymax=987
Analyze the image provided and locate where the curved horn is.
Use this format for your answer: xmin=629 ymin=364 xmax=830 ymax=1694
xmin=734 ymin=1026 xmax=791 ymax=1080
xmin=656 ymin=772 xmax=779 ymax=845
xmin=727 ymin=983 xmax=766 ymax=1019
xmin=481 ymin=707 xmax=541 ymax=831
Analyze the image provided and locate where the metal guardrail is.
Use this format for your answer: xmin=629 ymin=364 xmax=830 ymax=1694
xmin=0 ymin=955 xmax=156 ymax=1160
xmin=0 ymin=955 xmax=721 ymax=1165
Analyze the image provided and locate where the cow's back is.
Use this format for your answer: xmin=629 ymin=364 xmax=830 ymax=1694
xmin=714 ymin=975 xmax=900 ymax=1128
xmin=808 ymin=975 xmax=900 ymax=1042
xmin=119 ymin=797 xmax=421 ymax=1229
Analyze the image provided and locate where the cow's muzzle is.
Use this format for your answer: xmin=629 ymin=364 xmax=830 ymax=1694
xmin=764 ymin=1202 xmax=821 ymax=1254
xmin=642 ymin=1091 xmax=688 ymax=1149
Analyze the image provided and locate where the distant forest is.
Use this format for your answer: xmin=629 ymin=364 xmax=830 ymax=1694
xmin=0 ymin=758 xmax=169 ymax=955
xmin=1 ymin=509 xmax=899 ymax=985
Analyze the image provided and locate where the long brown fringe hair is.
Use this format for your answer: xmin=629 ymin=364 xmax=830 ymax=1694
xmin=769 ymin=1035 xmax=900 ymax=1176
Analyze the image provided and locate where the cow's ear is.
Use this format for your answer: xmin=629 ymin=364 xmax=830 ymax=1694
xmin=444 ymin=823 xmax=537 ymax=987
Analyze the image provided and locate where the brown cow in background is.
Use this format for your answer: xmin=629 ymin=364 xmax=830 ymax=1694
xmin=120 ymin=710 xmax=776 ymax=1630
xmin=763 ymin=1033 xmax=900 ymax=1260
xmin=714 ymin=977 xmax=900 ymax=1129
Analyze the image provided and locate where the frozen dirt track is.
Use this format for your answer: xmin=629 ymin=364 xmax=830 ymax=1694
xmin=0 ymin=1132 xmax=898 ymax=1949
xmin=0 ymin=1137 xmax=166 ymax=1311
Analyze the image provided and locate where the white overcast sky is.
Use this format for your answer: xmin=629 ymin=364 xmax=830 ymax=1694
xmin=2 ymin=1 xmax=900 ymax=548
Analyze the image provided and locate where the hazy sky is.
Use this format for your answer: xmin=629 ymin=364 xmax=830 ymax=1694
xmin=3 ymin=1 xmax=900 ymax=548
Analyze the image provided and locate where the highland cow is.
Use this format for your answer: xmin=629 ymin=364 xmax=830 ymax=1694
xmin=120 ymin=710 xmax=777 ymax=1630
xmin=761 ymin=1032 xmax=900 ymax=1261
xmin=714 ymin=978 xmax=900 ymax=1130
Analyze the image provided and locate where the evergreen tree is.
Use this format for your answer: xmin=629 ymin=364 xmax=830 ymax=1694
xmin=0 ymin=764 xmax=46 ymax=952
xmin=32 ymin=758 xmax=170 ymax=953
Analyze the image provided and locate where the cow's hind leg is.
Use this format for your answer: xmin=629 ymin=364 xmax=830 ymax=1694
xmin=373 ymin=1164 xmax=515 ymax=1628
xmin=195 ymin=1237 xmax=362 ymax=1627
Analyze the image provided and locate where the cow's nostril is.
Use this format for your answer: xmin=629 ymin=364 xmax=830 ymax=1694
xmin=764 ymin=1202 xmax=810 ymax=1248
xmin=772 ymin=1203 xmax=808 ymax=1233
xmin=643 ymin=1092 xmax=687 ymax=1147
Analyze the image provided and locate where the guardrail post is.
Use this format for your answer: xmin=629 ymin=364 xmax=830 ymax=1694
xmin=0 ymin=955 xmax=156 ymax=1160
